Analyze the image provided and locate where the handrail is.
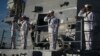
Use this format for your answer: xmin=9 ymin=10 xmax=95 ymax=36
xmin=0 ymin=20 xmax=83 ymax=50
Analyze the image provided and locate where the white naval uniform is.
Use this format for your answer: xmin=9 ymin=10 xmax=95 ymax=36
xmin=78 ymin=10 xmax=94 ymax=50
xmin=11 ymin=22 xmax=16 ymax=49
xmin=44 ymin=16 xmax=59 ymax=50
xmin=20 ymin=20 xmax=28 ymax=49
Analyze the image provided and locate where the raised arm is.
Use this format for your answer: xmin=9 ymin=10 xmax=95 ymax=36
xmin=44 ymin=16 xmax=48 ymax=22
xmin=78 ymin=8 xmax=87 ymax=17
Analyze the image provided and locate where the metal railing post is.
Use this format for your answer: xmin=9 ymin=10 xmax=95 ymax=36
xmin=80 ymin=18 xmax=83 ymax=50
xmin=0 ymin=30 xmax=5 ymax=48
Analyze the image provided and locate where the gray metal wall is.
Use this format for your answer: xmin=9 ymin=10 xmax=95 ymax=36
xmin=24 ymin=0 xmax=77 ymax=49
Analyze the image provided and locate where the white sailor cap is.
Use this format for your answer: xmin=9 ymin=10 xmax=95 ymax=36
xmin=84 ymin=4 xmax=92 ymax=8
xmin=48 ymin=10 xmax=54 ymax=13
xmin=30 ymin=21 xmax=33 ymax=24
xmin=21 ymin=15 xmax=26 ymax=18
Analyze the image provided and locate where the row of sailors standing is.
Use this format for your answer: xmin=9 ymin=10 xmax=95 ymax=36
xmin=11 ymin=10 xmax=60 ymax=50
xmin=11 ymin=4 xmax=95 ymax=50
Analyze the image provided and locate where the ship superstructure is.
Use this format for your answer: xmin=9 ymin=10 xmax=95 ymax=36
xmin=0 ymin=0 xmax=100 ymax=56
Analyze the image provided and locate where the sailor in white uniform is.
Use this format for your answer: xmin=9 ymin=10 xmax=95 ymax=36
xmin=44 ymin=10 xmax=59 ymax=50
xmin=78 ymin=4 xmax=94 ymax=50
xmin=20 ymin=16 xmax=29 ymax=49
xmin=11 ymin=20 xmax=16 ymax=49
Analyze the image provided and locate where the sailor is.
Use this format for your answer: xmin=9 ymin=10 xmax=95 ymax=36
xmin=11 ymin=19 xmax=16 ymax=49
xmin=20 ymin=15 xmax=29 ymax=49
xmin=29 ymin=22 xmax=36 ymax=48
xmin=78 ymin=4 xmax=94 ymax=50
xmin=44 ymin=10 xmax=60 ymax=50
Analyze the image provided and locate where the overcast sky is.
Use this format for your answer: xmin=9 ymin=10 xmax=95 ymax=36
xmin=0 ymin=0 xmax=7 ymax=20
xmin=0 ymin=0 xmax=9 ymax=29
